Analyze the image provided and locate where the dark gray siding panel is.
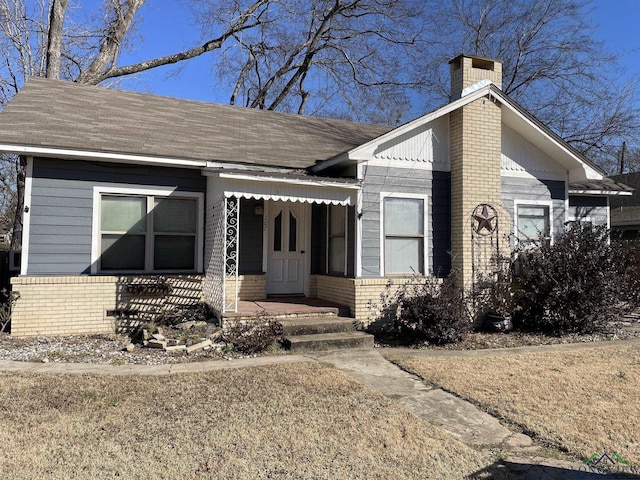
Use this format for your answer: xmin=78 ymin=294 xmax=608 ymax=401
xmin=569 ymin=196 xmax=608 ymax=226
xmin=238 ymin=198 xmax=264 ymax=274
xmin=33 ymin=158 xmax=206 ymax=191
xmin=569 ymin=196 xmax=607 ymax=207
xmin=28 ymin=158 xmax=206 ymax=275
xmin=432 ymin=171 xmax=451 ymax=277
xmin=347 ymin=205 xmax=356 ymax=276
xmin=361 ymin=164 xmax=449 ymax=277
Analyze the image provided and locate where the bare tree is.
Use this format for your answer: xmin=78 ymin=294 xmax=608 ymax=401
xmin=411 ymin=0 xmax=639 ymax=170
xmin=0 ymin=0 xmax=271 ymax=247
xmin=205 ymin=0 xmax=423 ymax=122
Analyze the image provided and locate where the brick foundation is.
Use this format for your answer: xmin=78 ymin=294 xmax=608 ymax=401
xmin=311 ymin=275 xmax=420 ymax=330
xmin=10 ymin=274 xmax=203 ymax=337
xmin=224 ymin=274 xmax=266 ymax=304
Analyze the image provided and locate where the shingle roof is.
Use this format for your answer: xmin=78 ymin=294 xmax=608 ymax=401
xmin=0 ymin=77 xmax=393 ymax=169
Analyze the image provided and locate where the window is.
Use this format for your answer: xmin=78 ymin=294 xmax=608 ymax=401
xmin=516 ymin=203 xmax=551 ymax=245
xmin=383 ymin=197 xmax=425 ymax=274
xmin=97 ymin=191 xmax=201 ymax=272
xmin=328 ymin=205 xmax=346 ymax=274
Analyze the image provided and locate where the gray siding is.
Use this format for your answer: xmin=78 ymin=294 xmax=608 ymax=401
xmin=28 ymin=158 xmax=206 ymax=275
xmin=360 ymin=165 xmax=450 ymax=277
xmin=568 ymin=196 xmax=608 ymax=226
xmin=501 ymin=177 xmax=566 ymax=244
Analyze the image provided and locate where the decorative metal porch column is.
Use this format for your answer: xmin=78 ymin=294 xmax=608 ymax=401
xmin=224 ymin=196 xmax=240 ymax=312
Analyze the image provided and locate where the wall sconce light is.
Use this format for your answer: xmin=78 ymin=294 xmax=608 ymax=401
xmin=254 ymin=205 xmax=264 ymax=216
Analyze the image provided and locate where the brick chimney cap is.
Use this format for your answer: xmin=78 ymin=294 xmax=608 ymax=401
xmin=449 ymin=53 xmax=502 ymax=65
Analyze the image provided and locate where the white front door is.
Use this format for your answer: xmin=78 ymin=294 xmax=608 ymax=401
xmin=267 ymin=202 xmax=306 ymax=295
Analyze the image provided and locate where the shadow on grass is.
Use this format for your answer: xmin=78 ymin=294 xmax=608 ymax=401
xmin=467 ymin=459 xmax=640 ymax=479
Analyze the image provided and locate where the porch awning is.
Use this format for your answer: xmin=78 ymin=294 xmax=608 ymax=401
xmin=207 ymin=172 xmax=360 ymax=206
xmin=569 ymin=178 xmax=633 ymax=196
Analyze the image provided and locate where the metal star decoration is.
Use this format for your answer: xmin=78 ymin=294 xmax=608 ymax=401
xmin=473 ymin=204 xmax=497 ymax=235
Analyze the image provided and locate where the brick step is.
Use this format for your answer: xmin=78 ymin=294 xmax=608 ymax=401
xmin=285 ymin=331 xmax=374 ymax=352
xmin=223 ymin=310 xmax=338 ymax=323
xmin=280 ymin=316 xmax=356 ymax=336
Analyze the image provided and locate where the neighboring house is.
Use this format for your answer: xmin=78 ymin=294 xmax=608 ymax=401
xmin=609 ymin=172 xmax=640 ymax=240
xmin=0 ymin=54 xmax=631 ymax=336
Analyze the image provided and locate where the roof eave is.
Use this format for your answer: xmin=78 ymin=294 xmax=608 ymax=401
xmin=312 ymin=85 xmax=495 ymax=173
xmin=0 ymin=143 xmax=295 ymax=173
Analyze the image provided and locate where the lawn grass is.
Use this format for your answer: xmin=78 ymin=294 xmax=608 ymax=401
xmin=0 ymin=362 xmax=491 ymax=479
xmin=385 ymin=343 xmax=640 ymax=464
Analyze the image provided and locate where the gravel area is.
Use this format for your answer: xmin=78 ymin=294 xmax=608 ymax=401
xmin=0 ymin=333 xmax=267 ymax=365
xmin=1 ymin=319 xmax=638 ymax=365
xmin=375 ymin=320 xmax=640 ymax=350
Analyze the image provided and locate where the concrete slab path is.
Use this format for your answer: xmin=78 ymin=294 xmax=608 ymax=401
xmin=308 ymin=347 xmax=619 ymax=480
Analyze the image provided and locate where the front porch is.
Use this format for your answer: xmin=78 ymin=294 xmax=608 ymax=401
xmin=222 ymin=296 xmax=374 ymax=351
xmin=203 ymin=170 xmax=361 ymax=319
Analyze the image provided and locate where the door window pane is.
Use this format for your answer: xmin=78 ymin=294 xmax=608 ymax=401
xmin=289 ymin=212 xmax=297 ymax=252
xmin=274 ymin=211 xmax=282 ymax=252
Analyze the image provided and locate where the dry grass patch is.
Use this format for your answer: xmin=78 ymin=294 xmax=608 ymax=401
xmin=386 ymin=344 xmax=640 ymax=463
xmin=0 ymin=362 xmax=490 ymax=479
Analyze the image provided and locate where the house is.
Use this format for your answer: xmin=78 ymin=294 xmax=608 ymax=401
xmin=609 ymin=172 xmax=640 ymax=240
xmin=0 ymin=54 xmax=631 ymax=337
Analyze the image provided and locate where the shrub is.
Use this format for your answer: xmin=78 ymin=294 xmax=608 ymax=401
xmin=155 ymin=302 xmax=216 ymax=326
xmin=512 ymin=223 xmax=638 ymax=335
xmin=223 ymin=319 xmax=283 ymax=354
xmin=372 ymin=271 xmax=470 ymax=345
xmin=0 ymin=289 xmax=19 ymax=334
xmin=472 ymin=255 xmax=514 ymax=320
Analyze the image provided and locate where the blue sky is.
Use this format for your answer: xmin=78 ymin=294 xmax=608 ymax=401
xmin=112 ymin=0 xmax=640 ymax=112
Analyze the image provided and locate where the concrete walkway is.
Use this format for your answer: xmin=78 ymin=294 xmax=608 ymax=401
xmin=0 ymin=354 xmax=310 ymax=376
xmin=308 ymin=348 xmax=615 ymax=480
xmin=2 ymin=340 xmax=638 ymax=479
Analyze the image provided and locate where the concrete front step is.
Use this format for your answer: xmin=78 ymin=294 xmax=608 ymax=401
xmin=285 ymin=331 xmax=374 ymax=352
xmin=280 ymin=316 xmax=357 ymax=336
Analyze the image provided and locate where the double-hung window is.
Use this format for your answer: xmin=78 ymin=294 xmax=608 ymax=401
xmin=328 ymin=204 xmax=346 ymax=274
xmin=515 ymin=203 xmax=551 ymax=246
xmin=96 ymin=189 xmax=202 ymax=273
xmin=383 ymin=196 xmax=426 ymax=275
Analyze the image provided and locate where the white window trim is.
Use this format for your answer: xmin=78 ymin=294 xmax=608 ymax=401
xmin=513 ymin=199 xmax=554 ymax=246
xmin=91 ymin=185 xmax=204 ymax=274
xmin=20 ymin=156 xmax=34 ymax=276
xmin=379 ymin=192 xmax=429 ymax=276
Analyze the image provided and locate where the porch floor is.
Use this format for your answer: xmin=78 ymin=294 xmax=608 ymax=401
xmin=222 ymin=297 xmax=350 ymax=319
